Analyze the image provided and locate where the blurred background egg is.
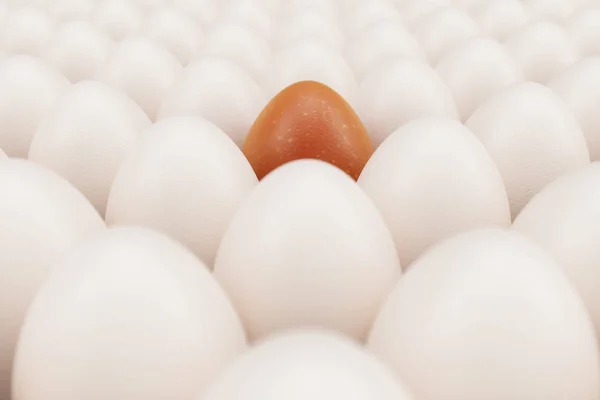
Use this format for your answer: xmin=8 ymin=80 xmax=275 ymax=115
xmin=200 ymin=329 xmax=415 ymax=400
xmin=90 ymin=0 xmax=142 ymax=42
xmin=466 ymin=81 xmax=590 ymax=218
xmin=513 ymin=162 xmax=600 ymax=346
xmin=368 ymin=228 xmax=600 ymax=400
xmin=28 ymin=80 xmax=151 ymax=216
xmin=358 ymin=118 xmax=510 ymax=268
xmin=214 ymin=160 xmax=401 ymax=341
xmin=106 ymin=116 xmax=258 ymax=267
xmin=13 ymin=227 xmax=247 ymax=400
xmin=243 ymin=80 xmax=372 ymax=181
xmin=0 ymin=158 xmax=104 ymax=400
xmin=1 ymin=6 xmax=55 ymax=57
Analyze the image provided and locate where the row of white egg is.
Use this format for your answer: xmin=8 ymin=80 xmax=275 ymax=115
xmin=4 ymin=153 xmax=600 ymax=400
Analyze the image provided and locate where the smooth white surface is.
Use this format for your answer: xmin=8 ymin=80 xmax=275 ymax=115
xmin=106 ymin=117 xmax=258 ymax=267
xmin=0 ymin=159 xmax=104 ymax=400
xmin=200 ymin=330 xmax=415 ymax=400
xmin=214 ymin=160 xmax=401 ymax=341
xmin=13 ymin=227 xmax=247 ymax=400
xmin=368 ymin=228 xmax=600 ymax=400
xmin=358 ymin=118 xmax=511 ymax=268
xmin=470 ymin=0 xmax=530 ymax=40
xmin=2 ymin=6 xmax=55 ymax=56
xmin=90 ymin=0 xmax=142 ymax=41
xmin=0 ymin=55 xmax=69 ymax=158
xmin=158 ymin=57 xmax=265 ymax=147
xmin=28 ymin=81 xmax=151 ymax=216
xmin=566 ymin=2 xmax=600 ymax=58
xmin=275 ymin=7 xmax=344 ymax=51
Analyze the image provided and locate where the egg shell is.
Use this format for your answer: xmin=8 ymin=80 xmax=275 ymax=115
xmin=466 ymin=81 xmax=590 ymax=218
xmin=219 ymin=0 xmax=272 ymax=39
xmin=513 ymin=162 xmax=600 ymax=345
xmin=172 ymin=0 xmax=219 ymax=27
xmin=358 ymin=118 xmax=510 ymax=268
xmin=266 ymin=38 xmax=357 ymax=104
xmin=214 ymin=159 xmax=401 ymax=341
xmin=44 ymin=0 xmax=94 ymax=21
xmin=275 ymin=7 xmax=344 ymax=50
xmin=398 ymin=0 xmax=451 ymax=28
xmin=524 ymin=0 xmax=574 ymax=22
xmin=504 ymin=20 xmax=577 ymax=84
xmin=98 ymin=36 xmax=182 ymax=121
xmin=90 ymin=0 xmax=142 ymax=42
xmin=138 ymin=7 xmax=203 ymax=66
xmin=368 ymin=228 xmax=600 ymax=400
xmin=106 ymin=116 xmax=258 ymax=267
xmin=200 ymin=329 xmax=415 ymax=400
xmin=566 ymin=3 xmax=600 ymax=58
xmin=243 ymin=80 xmax=372 ymax=181
xmin=344 ymin=19 xmax=425 ymax=83
xmin=436 ymin=37 xmax=524 ymax=121
xmin=2 ymin=6 xmax=55 ymax=56
xmin=203 ymin=21 xmax=271 ymax=84
xmin=42 ymin=20 xmax=115 ymax=83
xmin=28 ymin=80 xmax=152 ymax=216
xmin=413 ymin=6 xmax=480 ymax=65
xmin=549 ymin=58 xmax=600 ymax=161
xmin=158 ymin=57 xmax=265 ymax=147
xmin=342 ymin=0 xmax=402 ymax=37
xmin=0 ymin=158 xmax=104 ymax=400
xmin=0 ymin=55 xmax=70 ymax=158
xmin=355 ymin=57 xmax=459 ymax=148
xmin=13 ymin=227 xmax=247 ymax=400
xmin=470 ymin=0 xmax=530 ymax=40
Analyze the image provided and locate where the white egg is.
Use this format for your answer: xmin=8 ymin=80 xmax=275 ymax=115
xmin=220 ymin=0 xmax=272 ymax=39
xmin=566 ymin=2 xmax=600 ymax=58
xmin=98 ymin=36 xmax=182 ymax=121
xmin=267 ymin=38 xmax=357 ymax=104
xmin=276 ymin=8 xmax=344 ymax=51
xmin=214 ymin=159 xmax=401 ymax=341
xmin=2 ymin=6 xmax=55 ymax=56
xmin=342 ymin=0 xmax=401 ymax=37
xmin=0 ymin=55 xmax=69 ymax=158
xmin=90 ymin=0 xmax=142 ymax=42
xmin=42 ymin=20 xmax=114 ymax=83
xmin=157 ymin=57 xmax=265 ymax=147
xmin=549 ymin=58 xmax=600 ymax=161
xmin=13 ymin=227 xmax=247 ymax=400
xmin=106 ymin=116 xmax=257 ymax=267
xmin=356 ymin=58 xmax=458 ymax=148
xmin=44 ymin=0 xmax=94 ymax=21
xmin=398 ymin=0 xmax=451 ymax=28
xmin=368 ymin=228 xmax=600 ymax=400
xmin=0 ymin=158 xmax=104 ymax=400
xmin=467 ymin=81 xmax=590 ymax=218
xmin=344 ymin=19 xmax=425 ymax=83
xmin=283 ymin=0 xmax=338 ymax=19
xmin=436 ymin=37 xmax=524 ymax=121
xmin=504 ymin=21 xmax=578 ymax=84
xmin=514 ymin=163 xmax=600 ymax=346
xmin=139 ymin=7 xmax=203 ymax=66
xmin=28 ymin=81 xmax=151 ymax=216
xmin=358 ymin=118 xmax=510 ymax=268
xmin=200 ymin=329 xmax=415 ymax=400
xmin=524 ymin=0 xmax=574 ymax=21
xmin=470 ymin=0 xmax=530 ymax=40
xmin=129 ymin=0 xmax=164 ymax=14
xmin=172 ymin=0 xmax=219 ymax=28
xmin=203 ymin=21 xmax=271 ymax=85
xmin=413 ymin=6 xmax=480 ymax=66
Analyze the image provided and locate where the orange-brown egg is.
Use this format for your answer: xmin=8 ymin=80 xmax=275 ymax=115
xmin=243 ymin=81 xmax=373 ymax=180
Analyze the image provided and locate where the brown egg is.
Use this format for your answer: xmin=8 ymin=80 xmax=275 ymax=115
xmin=243 ymin=81 xmax=374 ymax=180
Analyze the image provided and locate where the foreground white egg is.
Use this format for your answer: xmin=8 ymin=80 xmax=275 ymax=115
xmin=466 ymin=81 xmax=590 ymax=218
xmin=470 ymin=0 xmax=530 ymax=40
xmin=0 ymin=55 xmax=69 ymax=158
xmin=513 ymin=163 xmax=600 ymax=344
xmin=106 ymin=117 xmax=258 ymax=267
xmin=98 ymin=36 xmax=182 ymax=120
xmin=2 ymin=6 xmax=55 ymax=56
xmin=368 ymin=228 xmax=600 ymax=400
xmin=13 ymin=227 xmax=247 ymax=400
xmin=436 ymin=37 xmax=524 ymax=120
xmin=90 ymin=0 xmax=142 ymax=42
xmin=200 ymin=329 xmax=415 ymax=400
xmin=42 ymin=20 xmax=115 ymax=83
xmin=267 ymin=38 xmax=357 ymax=104
xmin=358 ymin=118 xmax=510 ymax=268
xmin=214 ymin=160 xmax=401 ymax=341
xmin=158 ymin=57 xmax=265 ymax=147
xmin=0 ymin=158 xmax=104 ymax=400
xmin=504 ymin=20 xmax=577 ymax=84
xmin=28 ymin=81 xmax=151 ymax=216
xmin=344 ymin=19 xmax=424 ymax=83
xmin=139 ymin=7 xmax=203 ymax=66
xmin=356 ymin=57 xmax=458 ymax=148
xmin=549 ymin=58 xmax=600 ymax=161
